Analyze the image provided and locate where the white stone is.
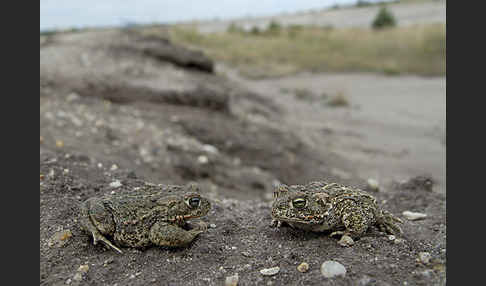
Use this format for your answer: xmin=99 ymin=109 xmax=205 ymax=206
xmin=197 ymin=155 xmax=209 ymax=164
xmin=225 ymin=274 xmax=239 ymax=286
xmin=418 ymin=252 xmax=432 ymax=264
xmin=402 ymin=211 xmax=427 ymax=221
xmin=321 ymin=261 xmax=346 ymax=278
xmin=367 ymin=178 xmax=380 ymax=191
xmin=260 ymin=266 xmax=280 ymax=276
xmin=109 ymin=180 xmax=123 ymax=188
xmin=202 ymin=144 xmax=219 ymax=154
xmin=338 ymin=235 xmax=354 ymax=247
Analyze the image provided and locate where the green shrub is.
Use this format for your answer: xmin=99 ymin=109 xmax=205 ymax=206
xmin=250 ymin=26 xmax=261 ymax=35
xmin=266 ymin=20 xmax=282 ymax=36
xmin=372 ymin=6 xmax=397 ymax=29
xmin=327 ymin=91 xmax=350 ymax=107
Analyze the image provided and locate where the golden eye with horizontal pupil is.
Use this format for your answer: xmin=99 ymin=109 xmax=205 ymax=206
xmin=292 ymin=198 xmax=307 ymax=209
xmin=188 ymin=197 xmax=200 ymax=208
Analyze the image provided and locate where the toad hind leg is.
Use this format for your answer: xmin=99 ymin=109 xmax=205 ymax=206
xmin=149 ymin=222 xmax=204 ymax=247
xmin=335 ymin=201 xmax=374 ymax=238
xmin=79 ymin=214 xmax=123 ymax=253
xmin=80 ymin=200 xmax=123 ymax=253
xmin=89 ymin=228 xmax=123 ymax=254
xmin=330 ymin=201 xmax=375 ymax=246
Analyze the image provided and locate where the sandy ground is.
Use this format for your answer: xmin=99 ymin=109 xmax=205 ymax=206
xmin=185 ymin=1 xmax=446 ymax=33
xmin=40 ymin=22 xmax=446 ymax=286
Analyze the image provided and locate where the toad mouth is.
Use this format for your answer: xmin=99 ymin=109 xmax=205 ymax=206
xmin=274 ymin=214 xmax=326 ymax=224
xmin=168 ymin=215 xmax=197 ymax=224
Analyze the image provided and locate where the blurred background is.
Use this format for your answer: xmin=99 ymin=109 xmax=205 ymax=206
xmin=40 ymin=0 xmax=446 ymax=196
xmin=40 ymin=1 xmax=446 ymax=284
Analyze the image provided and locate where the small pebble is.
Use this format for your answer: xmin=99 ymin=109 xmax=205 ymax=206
xmin=387 ymin=235 xmax=396 ymax=241
xmin=170 ymin=115 xmax=179 ymax=123
xmin=394 ymin=238 xmax=403 ymax=244
xmin=241 ymin=251 xmax=251 ymax=257
xmin=321 ymin=261 xmax=346 ymax=278
xmin=358 ymin=275 xmax=376 ymax=286
xmin=367 ymin=178 xmax=380 ymax=191
xmin=56 ymin=140 xmax=64 ymax=148
xmin=110 ymin=180 xmax=123 ymax=188
xmin=110 ymin=164 xmax=119 ymax=171
xmin=48 ymin=230 xmax=73 ymax=248
xmin=260 ymin=266 xmax=280 ymax=276
xmin=418 ymin=252 xmax=432 ymax=264
xmin=418 ymin=269 xmax=434 ymax=278
xmin=402 ymin=211 xmax=427 ymax=221
xmin=197 ymin=155 xmax=209 ymax=164
xmin=209 ymin=223 xmax=217 ymax=228
xmin=297 ymin=262 xmax=309 ymax=273
xmin=338 ymin=235 xmax=354 ymax=247
xmin=66 ymin=92 xmax=80 ymax=102
xmin=225 ymin=274 xmax=239 ymax=286
xmin=77 ymin=264 xmax=89 ymax=273
xmin=202 ymin=144 xmax=219 ymax=154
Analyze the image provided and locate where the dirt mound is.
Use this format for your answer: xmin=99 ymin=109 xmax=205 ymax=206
xmin=40 ymin=28 xmax=352 ymax=200
xmin=73 ymin=79 xmax=229 ymax=112
xmin=119 ymin=29 xmax=214 ymax=73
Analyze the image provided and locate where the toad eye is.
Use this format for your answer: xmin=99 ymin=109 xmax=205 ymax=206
xmin=292 ymin=198 xmax=307 ymax=209
xmin=188 ymin=197 xmax=200 ymax=208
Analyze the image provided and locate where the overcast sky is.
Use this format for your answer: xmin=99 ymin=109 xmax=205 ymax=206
xmin=40 ymin=0 xmax=388 ymax=30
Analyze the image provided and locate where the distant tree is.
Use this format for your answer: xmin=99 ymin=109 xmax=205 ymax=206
xmin=372 ymin=6 xmax=397 ymax=29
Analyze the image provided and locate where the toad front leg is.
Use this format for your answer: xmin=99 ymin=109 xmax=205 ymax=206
xmin=375 ymin=209 xmax=403 ymax=235
xmin=149 ymin=222 xmax=206 ymax=247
